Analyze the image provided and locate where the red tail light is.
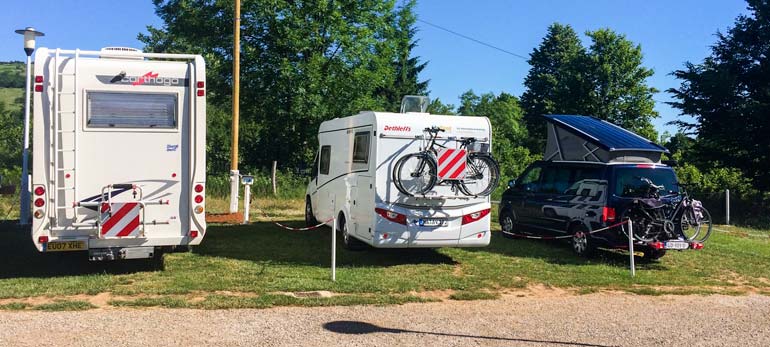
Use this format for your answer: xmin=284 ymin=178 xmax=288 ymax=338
xmin=194 ymin=184 xmax=204 ymax=193
xmin=34 ymin=186 xmax=45 ymax=196
xmin=375 ymin=208 xmax=407 ymax=225
xmin=690 ymin=242 xmax=704 ymax=250
xmin=635 ymin=164 xmax=655 ymax=168
xmin=194 ymin=195 xmax=204 ymax=204
xmin=38 ymin=236 xmax=49 ymax=244
xmin=601 ymin=207 xmax=616 ymax=223
xmin=462 ymin=208 xmax=490 ymax=225
xmin=34 ymin=198 xmax=45 ymax=207
xmin=190 ymin=230 xmax=199 ymax=238
xmin=197 ymin=81 xmax=205 ymax=88
xmin=35 ymin=76 xmax=43 ymax=83
xmin=649 ymin=241 xmax=664 ymax=250
xmin=34 ymin=85 xmax=43 ymax=92
xmin=197 ymin=89 xmax=205 ymax=97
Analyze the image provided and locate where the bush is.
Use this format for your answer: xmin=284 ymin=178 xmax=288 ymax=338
xmin=206 ymin=169 xmax=308 ymax=199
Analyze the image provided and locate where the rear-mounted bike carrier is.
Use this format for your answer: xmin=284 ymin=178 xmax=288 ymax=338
xmin=75 ymin=184 xmax=170 ymax=238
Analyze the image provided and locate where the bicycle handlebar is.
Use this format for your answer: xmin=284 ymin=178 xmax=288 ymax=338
xmin=424 ymin=126 xmax=445 ymax=133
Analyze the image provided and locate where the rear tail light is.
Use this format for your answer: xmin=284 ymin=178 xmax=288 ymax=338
xmin=34 ymin=198 xmax=45 ymax=207
xmin=33 ymin=209 xmax=44 ymax=219
xmin=34 ymin=186 xmax=45 ymax=196
xmin=194 ymin=206 xmax=204 ymax=214
xmin=197 ymin=81 xmax=205 ymax=88
xmin=34 ymin=85 xmax=43 ymax=92
xmin=35 ymin=76 xmax=43 ymax=83
xmin=194 ymin=184 xmax=204 ymax=193
xmin=375 ymin=208 xmax=407 ymax=225
xmin=38 ymin=236 xmax=49 ymax=244
xmin=197 ymin=89 xmax=205 ymax=97
xmin=194 ymin=195 xmax=204 ymax=204
xmin=690 ymin=242 xmax=704 ymax=250
xmin=649 ymin=241 xmax=664 ymax=250
xmin=601 ymin=207 xmax=616 ymax=223
xmin=189 ymin=230 xmax=199 ymax=238
xmin=462 ymin=208 xmax=490 ymax=225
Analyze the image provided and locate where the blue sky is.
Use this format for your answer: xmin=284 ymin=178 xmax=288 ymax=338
xmin=1 ymin=0 xmax=749 ymax=135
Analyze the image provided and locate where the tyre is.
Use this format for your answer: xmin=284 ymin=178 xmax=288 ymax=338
xmin=305 ymin=196 xmax=318 ymax=227
xmin=680 ymin=205 xmax=713 ymax=242
xmin=393 ymin=153 xmax=438 ymax=196
xmin=571 ymin=225 xmax=596 ymax=257
xmin=338 ymin=213 xmax=366 ymax=251
xmin=642 ymin=248 xmax=667 ymax=261
xmin=499 ymin=210 xmax=517 ymax=239
xmin=620 ymin=205 xmax=661 ymax=242
xmin=459 ymin=154 xmax=500 ymax=197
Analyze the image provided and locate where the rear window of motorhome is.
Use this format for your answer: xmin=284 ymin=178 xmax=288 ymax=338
xmin=87 ymin=92 xmax=177 ymax=129
xmin=352 ymin=132 xmax=370 ymax=164
xmin=320 ymin=145 xmax=331 ymax=175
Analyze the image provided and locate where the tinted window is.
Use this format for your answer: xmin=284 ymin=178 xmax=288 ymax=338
xmin=614 ymin=167 xmax=679 ymax=197
xmin=565 ymin=167 xmax=605 ymax=198
xmin=319 ymin=146 xmax=331 ymax=175
xmin=517 ymin=166 xmax=542 ymax=192
xmin=540 ymin=167 xmax=571 ymax=194
xmin=352 ymin=132 xmax=370 ymax=163
xmin=87 ymin=92 xmax=176 ymax=128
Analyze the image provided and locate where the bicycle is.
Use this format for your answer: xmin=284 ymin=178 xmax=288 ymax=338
xmin=392 ymin=126 xmax=500 ymax=197
xmin=620 ymin=177 xmax=713 ymax=243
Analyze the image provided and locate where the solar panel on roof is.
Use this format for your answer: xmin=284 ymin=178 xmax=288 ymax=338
xmin=544 ymin=115 xmax=667 ymax=152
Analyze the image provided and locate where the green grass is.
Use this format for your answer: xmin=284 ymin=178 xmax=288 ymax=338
xmin=34 ymin=300 xmax=96 ymax=311
xmin=0 ymin=197 xmax=768 ymax=310
xmin=0 ymin=302 xmax=31 ymax=310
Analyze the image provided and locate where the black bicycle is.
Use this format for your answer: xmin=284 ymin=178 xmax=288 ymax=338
xmin=392 ymin=126 xmax=500 ymax=197
xmin=620 ymin=177 xmax=712 ymax=243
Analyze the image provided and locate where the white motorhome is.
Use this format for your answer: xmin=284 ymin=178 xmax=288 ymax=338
xmin=305 ymin=110 xmax=493 ymax=249
xmin=30 ymin=47 xmax=207 ymax=261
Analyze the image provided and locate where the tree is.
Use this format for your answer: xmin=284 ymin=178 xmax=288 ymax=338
xmin=668 ymin=0 xmax=770 ymax=192
xmin=141 ymin=0 xmax=408 ymax=171
xmin=521 ymin=23 xmax=659 ymax=152
xmin=0 ymin=101 xmax=22 ymax=182
xmin=426 ymin=98 xmax=454 ymax=114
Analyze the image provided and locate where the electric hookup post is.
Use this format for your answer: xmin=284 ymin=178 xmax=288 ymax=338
xmin=241 ymin=174 xmax=254 ymax=224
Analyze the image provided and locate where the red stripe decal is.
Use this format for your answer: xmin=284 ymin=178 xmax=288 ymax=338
xmin=438 ymin=149 xmax=454 ymax=165
xmin=449 ymin=162 xmax=466 ymax=179
xmin=116 ymin=215 xmax=140 ymax=237
xmin=439 ymin=151 xmax=466 ymax=177
xmin=101 ymin=203 xmax=137 ymax=234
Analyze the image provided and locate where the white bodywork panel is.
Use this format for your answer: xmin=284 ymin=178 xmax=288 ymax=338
xmin=31 ymin=48 xmax=206 ymax=253
xmin=307 ymin=111 xmax=493 ymax=248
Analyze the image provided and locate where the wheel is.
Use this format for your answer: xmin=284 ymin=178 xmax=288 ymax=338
xmin=305 ymin=196 xmax=318 ymax=227
xmin=680 ymin=204 xmax=712 ymax=242
xmin=499 ymin=210 xmax=517 ymax=239
xmin=642 ymin=248 xmax=667 ymax=261
xmin=338 ymin=213 xmax=366 ymax=251
xmin=571 ymin=225 xmax=596 ymax=257
xmin=620 ymin=205 xmax=661 ymax=242
xmin=393 ymin=153 xmax=438 ymax=196
xmin=459 ymin=154 xmax=500 ymax=196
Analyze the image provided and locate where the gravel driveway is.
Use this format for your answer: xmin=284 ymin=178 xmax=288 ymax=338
xmin=1 ymin=293 xmax=768 ymax=347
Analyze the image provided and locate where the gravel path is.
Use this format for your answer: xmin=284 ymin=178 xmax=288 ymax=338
xmin=1 ymin=293 xmax=768 ymax=347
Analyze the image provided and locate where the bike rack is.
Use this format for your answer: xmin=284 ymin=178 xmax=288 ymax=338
xmin=379 ymin=133 xmax=489 ymax=143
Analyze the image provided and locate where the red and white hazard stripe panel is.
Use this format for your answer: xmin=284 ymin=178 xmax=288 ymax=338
xmin=100 ymin=202 xmax=142 ymax=238
xmin=437 ymin=148 xmax=467 ymax=180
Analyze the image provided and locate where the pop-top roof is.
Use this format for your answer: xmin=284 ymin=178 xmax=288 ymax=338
xmin=543 ymin=115 xmax=668 ymax=153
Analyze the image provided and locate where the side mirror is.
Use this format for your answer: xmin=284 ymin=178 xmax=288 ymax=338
xmin=662 ymin=160 xmax=678 ymax=167
xmin=507 ymin=179 xmax=516 ymax=189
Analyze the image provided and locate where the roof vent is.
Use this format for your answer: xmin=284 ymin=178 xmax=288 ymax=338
xmin=400 ymin=95 xmax=430 ymax=113
xmin=100 ymin=47 xmax=143 ymax=60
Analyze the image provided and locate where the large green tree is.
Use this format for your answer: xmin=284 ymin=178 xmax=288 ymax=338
xmin=141 ymin=0 xmax=422 ymax=171
xmin=521 ymin=23 xmax=659 ymax=152
xmin=668 ymin=0 xmax=770 ymax=192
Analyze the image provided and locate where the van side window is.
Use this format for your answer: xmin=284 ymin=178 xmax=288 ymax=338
xmin=565 ymin=167 xmax=605 ymax=197
xmin=517 ymin=166 xmax=542 ymax=192
xmin=87 ymin=92 xmax=177 ymax=129
xmin=311 ymin=152 xmax=319 ymax=180
xmin=540 ymin=167 xmax=571 ymax=194
xmin=319 ymin=145 xmax=331 ymax=175
xmin=352 ymin=132 xmax=370 ymax=164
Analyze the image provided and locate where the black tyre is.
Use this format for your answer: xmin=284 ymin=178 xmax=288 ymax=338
xmin=459 ymin=154 xmax=500 ymax=197
xmin=680 ymin=205 xmax=713 ymax=242
xmin=571 ymin=225 xmax=596 ymax=257
xmin=393 ymin=153 xmax=438 ymax=196
xmin=499 ymin=210 xmax=517 ymax=239
xmin=620 ymin=205 xmax=662 ymax=242
xmin=305 ymin=197 xmax=318 ymax=227
xmin=642 ymin=248 xmax=667 ymax=261
xmin=338 ymin=213 xmax=366 ymax=251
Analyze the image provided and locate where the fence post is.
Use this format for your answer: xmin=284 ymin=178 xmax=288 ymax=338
xmin=725 ymin=189 xmax=730 ymax=226
xmin=242 ymin=182 xmax=251 ymax=224
xmin=331 ymin=197 xmax=336 ymax=282
xmin=628 ymin=220 xmax=635 ymax=277
xmin=272 ymin=161 xmax=277 ymax=196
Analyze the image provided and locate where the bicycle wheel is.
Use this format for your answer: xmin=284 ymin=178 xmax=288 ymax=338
xmin=393 ymin=153 xmax=437 ymax=196
xmin=459 ymin=154 xmax=500 ymax=196
xmin=620 ymin=205 xmax=663 ymax=242
xmin=680 ymin=205 xmax=713 ymax=242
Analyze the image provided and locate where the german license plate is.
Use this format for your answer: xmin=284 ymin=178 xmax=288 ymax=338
xmin=418 ymin=218 xmax=447 ymax=227
xmin=664 ymin=241 xmax=689 ymax=250
xmin=46 ymin=240 xmax=87 ymax=252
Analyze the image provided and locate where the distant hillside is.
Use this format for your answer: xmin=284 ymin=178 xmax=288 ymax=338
xmin=0 ymin=62 xmax=24 ymax=111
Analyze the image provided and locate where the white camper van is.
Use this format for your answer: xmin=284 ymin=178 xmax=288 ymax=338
xmin=305 ymin=110 xmax=494 ymax=249
xmin=30 ymin=47 xmax=206 ymax=261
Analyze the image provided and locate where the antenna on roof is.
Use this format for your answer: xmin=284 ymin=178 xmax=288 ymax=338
xmin=400 ymin=95 xmax=429 ymax=113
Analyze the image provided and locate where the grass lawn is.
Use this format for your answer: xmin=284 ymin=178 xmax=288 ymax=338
xmin=0 ymin=197 xmax=768 ymax=311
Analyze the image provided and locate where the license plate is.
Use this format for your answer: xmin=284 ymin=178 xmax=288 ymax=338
xmin=664 ymin=241 xmax=689 ymax=250
xmin=46 ymin=240 xmax=87 ymax=252
xmin=418 ymin=218 xmax=447 ymax=227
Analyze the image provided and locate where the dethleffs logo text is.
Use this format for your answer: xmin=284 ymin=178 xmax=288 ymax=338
xmin=384 ymin=125 xmax=411 ymax=132
xmin=126 ymin=71 xmax=180 ymax=86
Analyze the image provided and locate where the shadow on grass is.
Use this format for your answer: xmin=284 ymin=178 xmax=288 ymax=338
xmin=469 ymin=231 xmax=669 ymax=270
xmin=194 ymin=222 xmax=457 ymax=267
xmin=0 ymin=221 xmax=161 ymax=279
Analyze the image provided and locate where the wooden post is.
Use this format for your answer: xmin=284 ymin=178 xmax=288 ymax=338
xmin=272 ymin=161 xmax=277 ymax=196
xmin=229 ymin=0 xmax=241 ymax=213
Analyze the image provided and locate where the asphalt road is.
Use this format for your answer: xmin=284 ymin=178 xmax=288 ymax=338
xmin=1 ymin=293 xmax=768 ymax=347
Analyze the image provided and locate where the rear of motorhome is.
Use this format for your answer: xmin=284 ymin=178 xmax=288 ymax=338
xmin=30 ymin=47 xmax=207 ymax=261
xmin=305 ymin=111 xmax=493 ymax=249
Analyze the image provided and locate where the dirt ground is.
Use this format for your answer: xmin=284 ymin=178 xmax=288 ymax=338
xmin=1 ymin=292 xmax=768 ymax=347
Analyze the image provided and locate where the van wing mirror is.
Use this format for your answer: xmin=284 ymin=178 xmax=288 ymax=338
xmin=508 ymin=179 xmax=516 ymax=189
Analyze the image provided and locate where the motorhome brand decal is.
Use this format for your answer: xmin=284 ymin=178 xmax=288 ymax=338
xmin=96 ymin=72 xmax=188 ymax=87
xmin=166 ymin=144 xmax=179 ymax=152
xmin=383 ymin=125 xmax=411 ymax=132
